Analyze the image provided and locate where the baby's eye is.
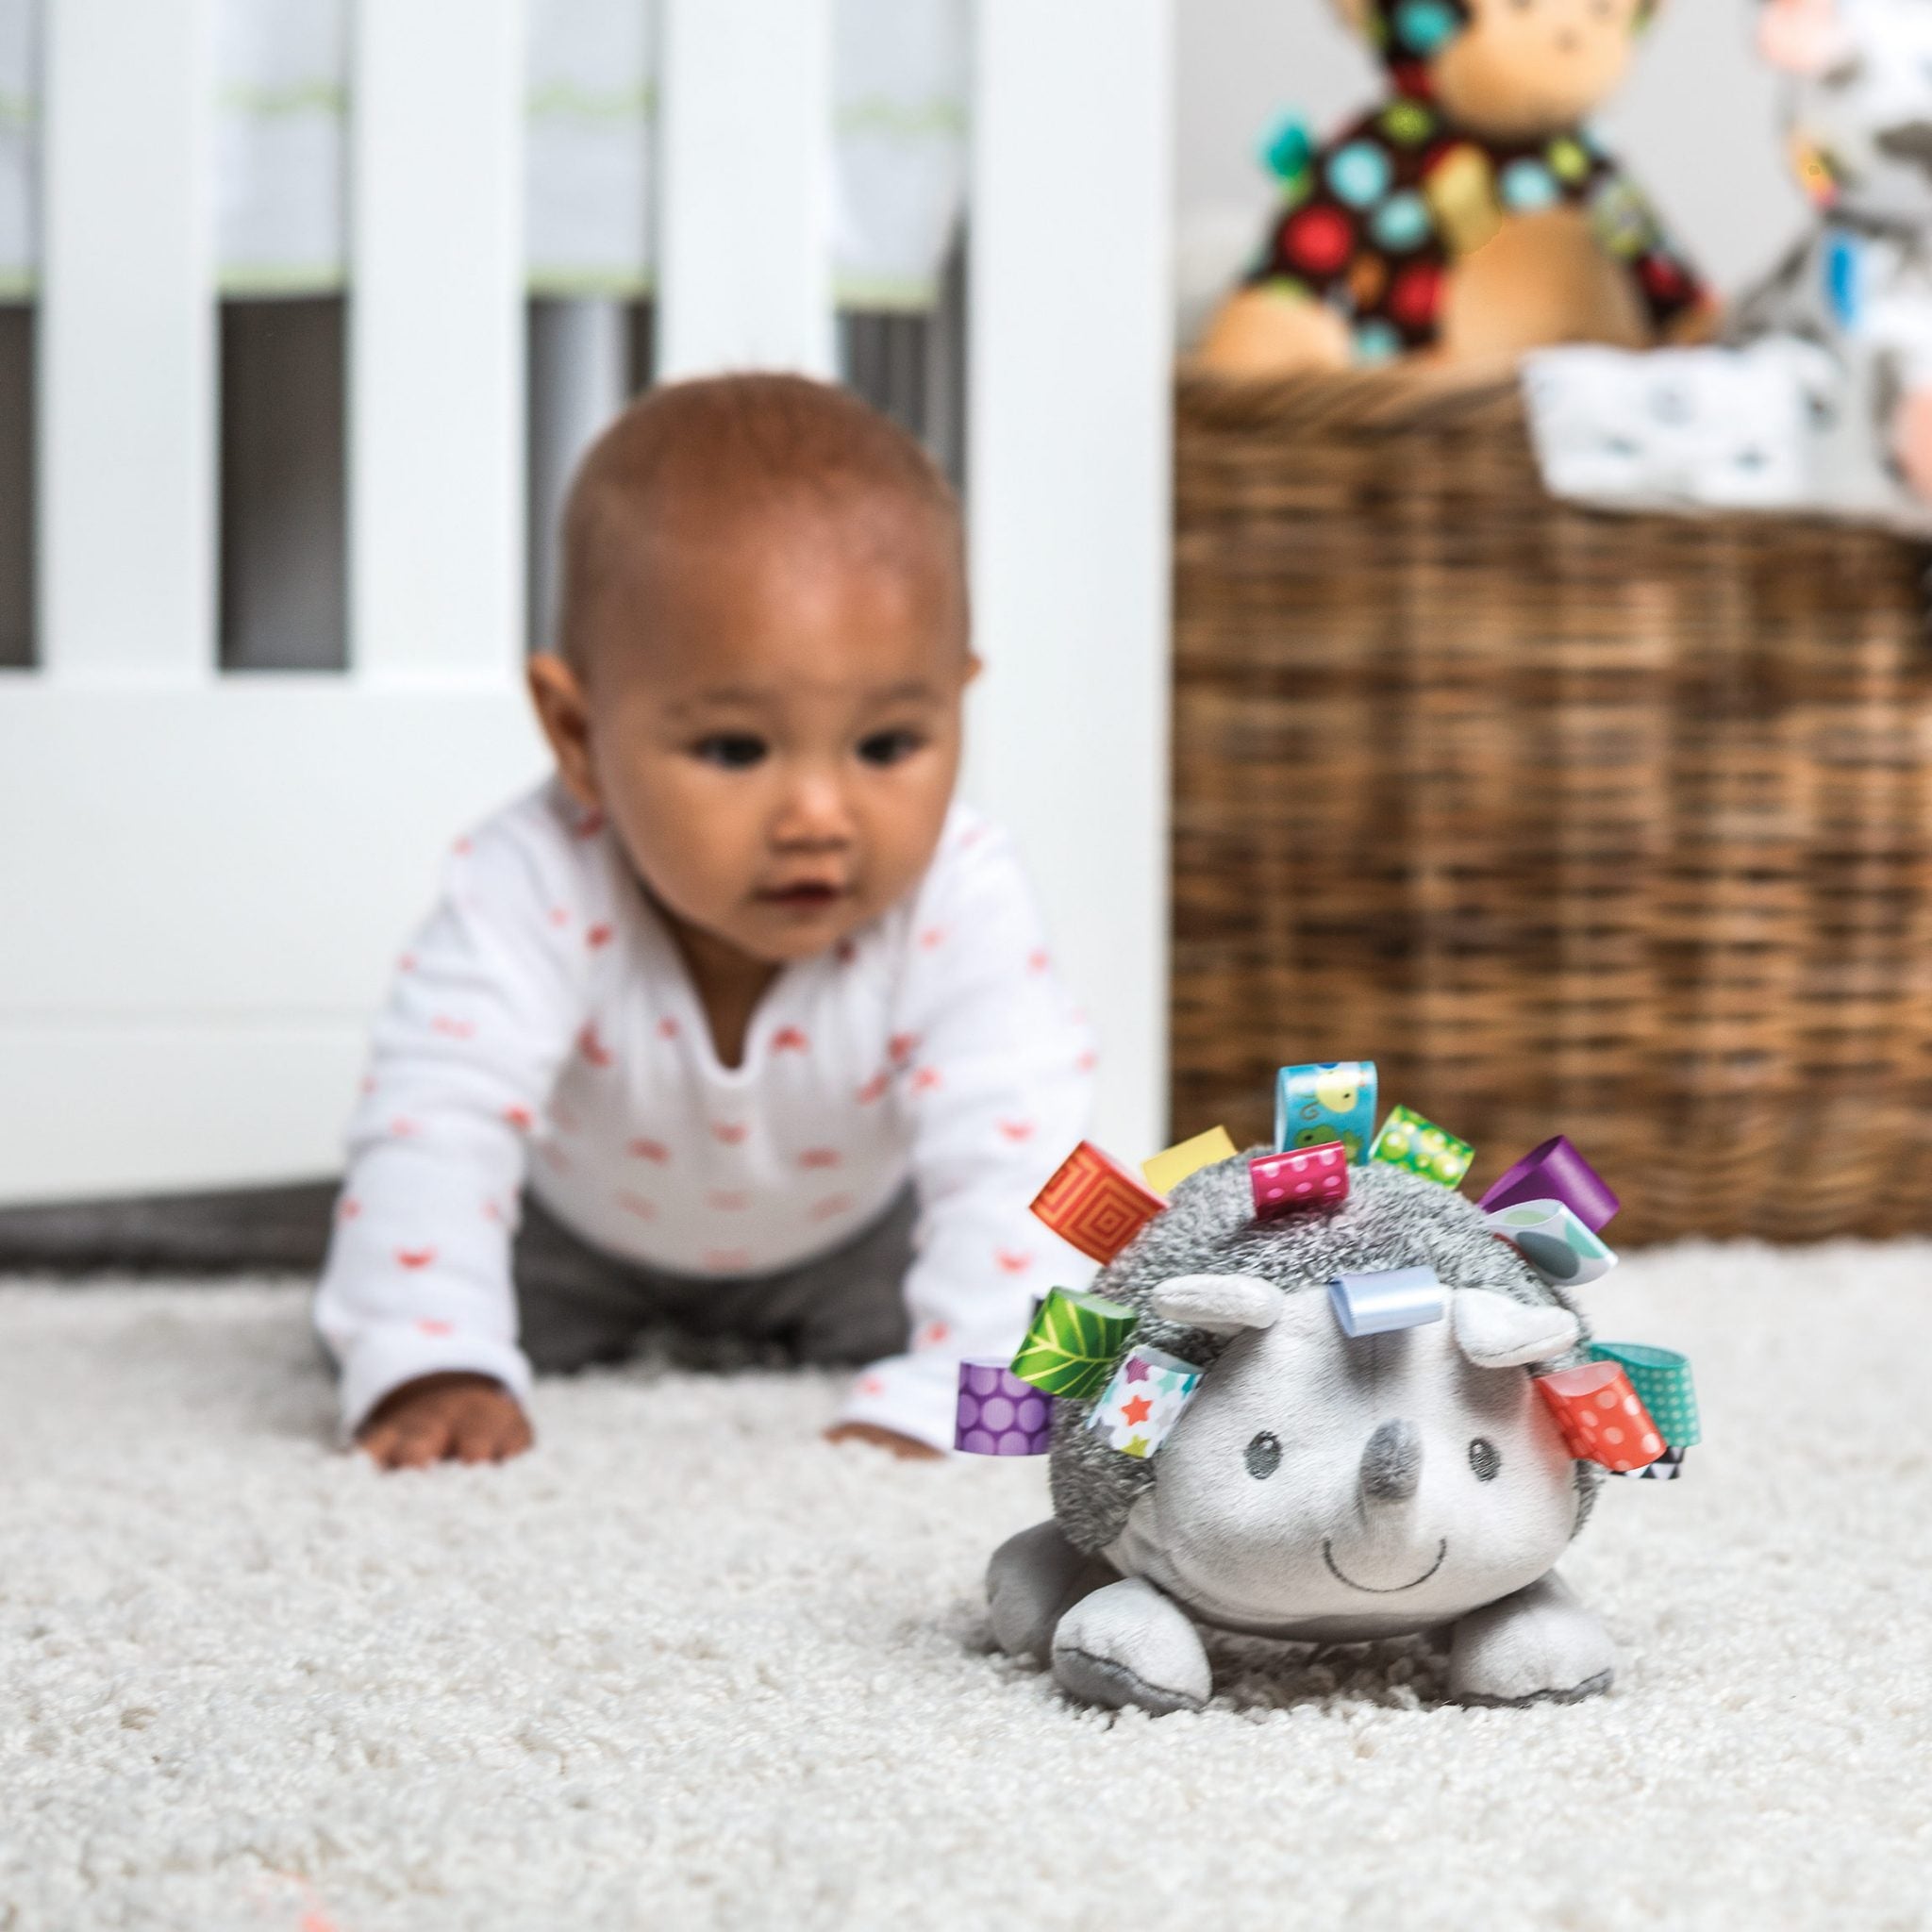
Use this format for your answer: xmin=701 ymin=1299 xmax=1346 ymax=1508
xmin=693 ymin=734 xmax=768 ymax=771
xmin=1469 ymin=1438 xmax=1502 ymax=1482
xmin=857 ymin=728 xmax=925 ymax=767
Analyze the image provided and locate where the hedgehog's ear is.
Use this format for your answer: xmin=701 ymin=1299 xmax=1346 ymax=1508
xmin=1151 ymin=1274 xmax=1282 ymax=1334
xmin=1452 ymin=1289 xmax=1580 ymax=1369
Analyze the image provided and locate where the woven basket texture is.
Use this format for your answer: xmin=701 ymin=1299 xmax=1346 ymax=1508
xmin=1173 ymin=363 xmax=1932 ymax=1243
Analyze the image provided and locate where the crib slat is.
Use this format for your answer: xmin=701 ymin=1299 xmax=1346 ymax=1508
xmin=349 ymin=0 xmax=524 ymax=677
xmin=39 ymin=0 xmax=215 ymax=678
xmin=968 ymin=0 xmax=1175 ymax=1158
xmin=657 ymin=0 xmax=836 ymax=381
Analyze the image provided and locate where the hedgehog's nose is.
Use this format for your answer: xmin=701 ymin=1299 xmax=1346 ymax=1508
xmin=1359 ymin=1419 xmax=1423 ymax=1507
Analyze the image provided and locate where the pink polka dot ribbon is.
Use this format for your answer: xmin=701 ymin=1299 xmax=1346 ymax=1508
xmin=1249 ymin=1142 xmax=1350 ymax=1219
xmin=955 ymin=1361 xmax=1055 ymax=1457
xmin=1534 ymin=1361 xmax=1666 ymax=1474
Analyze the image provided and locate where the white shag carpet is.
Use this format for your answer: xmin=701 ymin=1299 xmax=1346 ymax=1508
xmin=3 ymin=1244 xmax=1930 ymax=1932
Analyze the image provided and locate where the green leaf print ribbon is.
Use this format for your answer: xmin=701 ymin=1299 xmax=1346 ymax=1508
xmin=1010 ymin=1290 xmax=1141 ymax=1400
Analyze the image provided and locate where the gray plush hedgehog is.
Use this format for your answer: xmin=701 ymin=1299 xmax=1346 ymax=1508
xmin=988 ymin=1158 xmax=1615 ymax=1713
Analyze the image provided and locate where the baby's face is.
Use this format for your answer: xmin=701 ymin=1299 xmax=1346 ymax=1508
xmin=1432 ymin=0 xmax=1643 ymax=139
xmin=567 ymin=508 xmax=972 ymax=967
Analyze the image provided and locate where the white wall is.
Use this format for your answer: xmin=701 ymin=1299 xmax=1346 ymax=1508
xmin=1176 ymin=0 xmax=1808 ymax=341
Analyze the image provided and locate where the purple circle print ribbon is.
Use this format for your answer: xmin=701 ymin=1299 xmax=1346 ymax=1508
xmin=1479 ymin=1135 xmax=1620 ymax=1233
xmin=955 ymin=1360 xmax=1054 ymax=1457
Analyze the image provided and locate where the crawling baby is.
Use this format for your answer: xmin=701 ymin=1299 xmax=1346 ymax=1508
xmin=315 ymin=375 xmax=1093 ymax=1467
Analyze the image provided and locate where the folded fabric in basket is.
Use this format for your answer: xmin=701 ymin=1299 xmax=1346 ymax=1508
xmin=1521 ymin=340 xmax=1850 ymax=517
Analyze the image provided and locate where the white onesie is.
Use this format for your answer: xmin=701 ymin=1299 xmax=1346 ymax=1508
xmin=314 ymin=781 xmax=1097 ymax=1449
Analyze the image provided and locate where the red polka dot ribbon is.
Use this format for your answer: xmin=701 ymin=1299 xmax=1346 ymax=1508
xmin=1534 ymin=1361 xmax=1666 ymax=1474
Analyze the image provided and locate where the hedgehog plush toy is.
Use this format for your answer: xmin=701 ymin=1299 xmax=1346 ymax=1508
xmin=1196 ymin=0 xmax=1711 ymax=373
xmin=968 ymin=1075 xmax=1698 ymax=1714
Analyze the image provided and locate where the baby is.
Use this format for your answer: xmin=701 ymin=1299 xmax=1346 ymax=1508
xmin=315 ymin=375 xmax=1094 ymax=1467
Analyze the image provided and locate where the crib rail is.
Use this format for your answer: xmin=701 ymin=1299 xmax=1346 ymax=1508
xmin=0 ymin=0 xmax=1172 ymax=1203
xmin=41 ymin=0 xmax=214 ymax=677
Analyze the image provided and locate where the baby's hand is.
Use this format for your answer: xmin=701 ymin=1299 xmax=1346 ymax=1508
xmin=824 ymin=1421 xmax=945 ymax=1461
xmin=358 ymin=1372 xmax=534 ymax=1470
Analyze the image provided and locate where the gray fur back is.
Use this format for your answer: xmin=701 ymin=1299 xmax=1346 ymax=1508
xmin=1047 ymin=1157 xmax=1601 ymax=1554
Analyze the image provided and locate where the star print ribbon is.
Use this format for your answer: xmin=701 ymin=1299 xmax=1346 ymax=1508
xmin=1087 ymin=1345 xmax=1206 ymax=1459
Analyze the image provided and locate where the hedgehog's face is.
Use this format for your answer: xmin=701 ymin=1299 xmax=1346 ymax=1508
xmin=1764 ymin=0 xmax=1932 ymax=224
xmin=1121 ymin=1279 xmax=1583 ymax=1635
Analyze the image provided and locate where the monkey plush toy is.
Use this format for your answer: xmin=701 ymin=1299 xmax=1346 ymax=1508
xmin=1198 ymin=0 xmax=1712 ymax=374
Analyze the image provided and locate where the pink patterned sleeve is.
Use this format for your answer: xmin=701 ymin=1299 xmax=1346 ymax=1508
xmin=313 ymin=798 xmax=593 ymax=1436
xmin=834 ymin=817 xmax=1098 ymax=1449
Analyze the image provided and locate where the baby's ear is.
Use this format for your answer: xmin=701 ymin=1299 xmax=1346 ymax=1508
xmin=1451 ymin=1289 xmax=1581 ymax=1369
xmin=1150 ymin=1274 xmax=1282 ymax=1335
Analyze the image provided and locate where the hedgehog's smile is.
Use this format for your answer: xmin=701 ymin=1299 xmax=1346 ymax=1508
xmin=1323 ymin=1538 xmax=1448 ymax=1594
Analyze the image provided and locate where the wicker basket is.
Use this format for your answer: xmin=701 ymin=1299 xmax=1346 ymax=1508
xmin=1173 ymin=362 xmax=1932 ymax=1243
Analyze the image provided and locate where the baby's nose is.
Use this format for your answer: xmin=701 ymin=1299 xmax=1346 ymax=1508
xmin=774 ymin=774 xmax=857 ymax=844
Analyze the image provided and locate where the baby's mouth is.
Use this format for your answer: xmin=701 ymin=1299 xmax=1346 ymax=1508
xmin=758 ymin=880 xmax=849 ymax=910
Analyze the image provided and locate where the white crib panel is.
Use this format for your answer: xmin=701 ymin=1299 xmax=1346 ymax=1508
xmin=39 ymin=0 xmax=215 ymax=679
xmin=657 ymin=0 xmax=836 ymax=381
xmin=0 ymin=683 xmax=543 ymax=1016
xmin=348 ymin=0 xmax=525 ymax=677
xmin=0 ymin=1022 xmax=380 ymax=1203
xmin=0 ymin=681 xmax=545 ymax=1202
xmin=967 ymin=0 xmax=1174 ymax=1160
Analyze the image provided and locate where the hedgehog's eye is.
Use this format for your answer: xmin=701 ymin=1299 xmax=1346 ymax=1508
xmin=1469 ymin=1438 xmax=1502 ymax=1482
xmin=1245 ymin=1432 xmax=1283 ymax=1480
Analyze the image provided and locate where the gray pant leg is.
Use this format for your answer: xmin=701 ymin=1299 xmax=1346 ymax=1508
xmin=708 ymin=1189 xmax=916 ymax=1366
xmin=512 ymin=1188 xmax=915 ymax=1375
xmin=512 ymin=1195 xmax=682 ymax=1374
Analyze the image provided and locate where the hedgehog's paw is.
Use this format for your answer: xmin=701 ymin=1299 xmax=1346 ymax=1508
xmin=988 ymin=1520 xmax=1116 ymax=1662
xmin=1448 ymin=1570 xmax=1616 ymax=1707
xmin=1051 ymin=1577 xmax=1210 ymax=1715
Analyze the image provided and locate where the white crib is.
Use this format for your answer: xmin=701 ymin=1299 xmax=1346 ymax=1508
xmin=0 ymin=0 xmax=1174 ymax=1206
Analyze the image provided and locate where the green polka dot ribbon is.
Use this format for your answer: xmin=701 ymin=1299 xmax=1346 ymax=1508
xmin=1589 ymin=1341 xmax=1701 ymax=1447
xmin=1369 ymin=1104 xmax=1475 ymax=1188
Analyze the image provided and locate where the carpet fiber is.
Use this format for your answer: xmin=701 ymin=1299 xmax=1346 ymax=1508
xmin=3 ymin=1243 xmax=1928 ymax=1931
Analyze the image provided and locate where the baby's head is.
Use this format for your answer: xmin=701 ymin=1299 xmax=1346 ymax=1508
xmin=529 ymin=375 xmax=974 ymax=967
xmin=1345 ymin=0 xmax=1651 ymax=141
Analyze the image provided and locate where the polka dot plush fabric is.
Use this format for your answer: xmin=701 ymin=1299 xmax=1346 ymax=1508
xmin=1251 ymin=92 xmax=1706 ymax=360
xmin=4 ymin=1248 xmax=1929 ymax=1930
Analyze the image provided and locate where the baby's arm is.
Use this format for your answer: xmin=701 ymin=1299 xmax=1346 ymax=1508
xmin=315 ymin=796 xmax=592 ymax=1467
xmin=832 ymin=820 xmax=1096 ymax=1454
